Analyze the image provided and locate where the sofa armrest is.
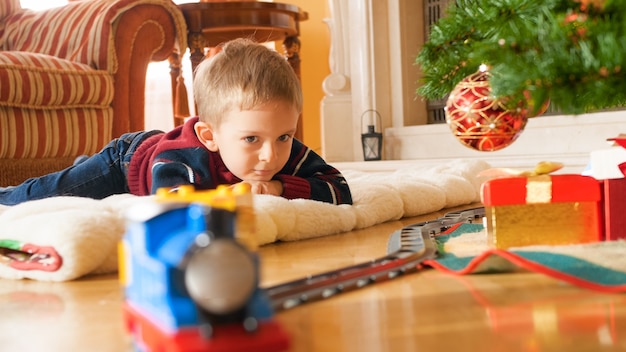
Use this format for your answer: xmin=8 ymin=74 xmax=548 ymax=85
xmin=111 ymin=1 xmax=187 ymax=135
xmin=1 ymin=0 xmax=186 ymax=73
xmin=2 ymin=0 xmax=188 ymax=137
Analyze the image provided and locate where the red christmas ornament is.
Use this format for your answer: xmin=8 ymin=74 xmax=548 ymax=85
xmin=445 ymin=69 xmax=528 ymax=152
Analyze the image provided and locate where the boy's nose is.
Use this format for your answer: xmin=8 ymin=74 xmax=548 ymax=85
xmin=259 ymin=142 xmax=277 ymax=162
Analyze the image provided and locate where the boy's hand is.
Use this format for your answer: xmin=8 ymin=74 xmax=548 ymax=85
xmin=235 ymin=180 xmax=283 ymax=196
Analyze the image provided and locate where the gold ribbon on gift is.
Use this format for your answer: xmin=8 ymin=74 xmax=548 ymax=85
xmin=526 ymin=174 xmax=552 ymax=203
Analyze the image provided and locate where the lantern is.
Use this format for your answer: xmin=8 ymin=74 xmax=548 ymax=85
xmin=361 ymin=109 xmax=383 ymax=161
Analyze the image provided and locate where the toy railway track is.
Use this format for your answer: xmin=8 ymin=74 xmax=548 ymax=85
xmin=265 ymin=207 xmax=485 ymax=312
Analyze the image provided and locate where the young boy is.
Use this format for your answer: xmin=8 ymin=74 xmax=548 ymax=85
xmin=0 ymin=39 xmax=353 ymax=206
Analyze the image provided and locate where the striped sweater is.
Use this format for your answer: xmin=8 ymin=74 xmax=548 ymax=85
xmin=127 ymin=117 xmax=352 ymax=205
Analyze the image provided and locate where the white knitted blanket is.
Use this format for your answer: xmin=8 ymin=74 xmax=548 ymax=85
xmin=0 ymin=159 xmax=489 ymax=281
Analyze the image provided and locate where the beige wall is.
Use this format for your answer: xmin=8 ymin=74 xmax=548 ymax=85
xmin=280 ymin=1 xmax=330 ymax=154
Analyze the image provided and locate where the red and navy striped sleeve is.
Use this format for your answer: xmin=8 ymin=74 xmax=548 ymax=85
xmin=274 ymin=139 xmax=353 ymax=205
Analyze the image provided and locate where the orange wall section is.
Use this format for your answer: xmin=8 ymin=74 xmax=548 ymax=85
xmin=279 ymin=1 xmax=330 ymax=154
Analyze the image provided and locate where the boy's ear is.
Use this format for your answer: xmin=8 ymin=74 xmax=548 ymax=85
xmin=194 ymin=121 xmax=219 ymax=152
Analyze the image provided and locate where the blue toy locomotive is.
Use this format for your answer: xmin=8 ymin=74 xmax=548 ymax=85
xmin=119 ymin=184 xmax=289 ymax=352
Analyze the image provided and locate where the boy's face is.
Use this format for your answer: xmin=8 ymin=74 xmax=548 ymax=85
xmin=202 ymin=100 xmax=299 ymax=182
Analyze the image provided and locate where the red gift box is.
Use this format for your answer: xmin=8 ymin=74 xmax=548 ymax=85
xmin=481 ymin=174 xmax=603 ymax=249
xmin=590 ymin=135 xmax=626 ymax=241
xmin=600 ymin=173 xmax=626 ymax=241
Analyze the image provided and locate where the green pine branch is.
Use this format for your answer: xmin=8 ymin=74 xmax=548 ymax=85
xmin=416 ymin=0 xmax=626 ymax=114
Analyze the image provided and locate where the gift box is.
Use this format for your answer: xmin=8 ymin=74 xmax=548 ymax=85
xmin=589 ymin=145 xmax=626 ymax=179
xmin=601 ymin=178 xmax=626 ymax=240
xmin=481 ymin=175 xmax=603 ymax=249
xmin=589 ymin=136 xmax=626 ymax=240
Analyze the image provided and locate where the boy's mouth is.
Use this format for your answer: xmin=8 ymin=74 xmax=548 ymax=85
xmin=0 ymin=241 xmax=62 ymax=272
xmin=253 ymin=169 xmax=275 ymax=178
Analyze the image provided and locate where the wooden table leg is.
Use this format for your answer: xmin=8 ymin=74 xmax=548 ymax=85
xmin=188 ymin=31 xmax=207 ymax=77
xmin=169 ymin=31 xmax=207 ymax=127
xmin=283 ymin=36 xmax=303 ymax=141
xmin=168 ymin=50 xmax=190 ymax=127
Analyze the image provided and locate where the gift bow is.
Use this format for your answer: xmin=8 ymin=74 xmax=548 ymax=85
xmin=607 ymin=135 xmax=626 ymax=149
xmin=607 ymin=134 xmax=626 ymax=176
xmin=478 ymin=161 xmax=564 ymax=178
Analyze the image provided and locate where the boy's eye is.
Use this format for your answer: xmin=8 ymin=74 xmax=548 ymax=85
xmin=243 ymin=136 xmax=258 ymax=143
xmin=278 ymin=134 xmax=291 ymax=142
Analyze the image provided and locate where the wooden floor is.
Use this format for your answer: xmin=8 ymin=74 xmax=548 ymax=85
xmin=2 ymin=203 xmax=626 ymax=351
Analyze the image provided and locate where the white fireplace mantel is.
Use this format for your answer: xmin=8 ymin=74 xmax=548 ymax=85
xmin=321 ymin=0 xmax=424 ymax=162
xmin=320 ymin=0 xmax=626 ymax=173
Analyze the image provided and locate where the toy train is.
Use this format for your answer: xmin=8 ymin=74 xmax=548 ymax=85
xmin=118 ymin=184 xmax=290 ymax=352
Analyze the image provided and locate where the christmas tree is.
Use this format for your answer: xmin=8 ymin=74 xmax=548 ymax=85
xmin=416 ymin=0 xmax=626 ymax=115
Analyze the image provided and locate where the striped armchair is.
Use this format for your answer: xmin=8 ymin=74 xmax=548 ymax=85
xmin=0 ymin=0 xmax=187 ymax=186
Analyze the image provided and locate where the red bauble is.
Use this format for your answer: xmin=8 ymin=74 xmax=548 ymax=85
xmin=445 ymin=69 xmax=528 ymax=152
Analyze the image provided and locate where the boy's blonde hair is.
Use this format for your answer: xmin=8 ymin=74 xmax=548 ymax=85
xmin=192 ymin=38 xmax=303 ymax=126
